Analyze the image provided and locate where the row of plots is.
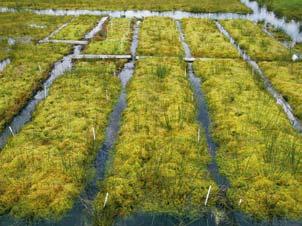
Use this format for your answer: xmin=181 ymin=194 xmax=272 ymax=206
xmin=0 ymin=12 xmax=301 ymax=224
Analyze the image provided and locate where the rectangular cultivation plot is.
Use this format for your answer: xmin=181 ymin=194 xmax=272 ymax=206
xmin=53 ymin=16 xmax=100 ymax=40
xmin=0 ymin=0 xmax=251 ymax=13
xmin=94 ymin=58 xmax=217 ymax=225
xmin=85 ymin=18 xmax=133 ymax=55
xmin=259 ymin=61 xmax=302 ymax=120
xmin=221 ymin=20 xmax=291 ymax=61
xmin=0 ymin=43 xmax=71 ymax=131
xmin=193 ymin=59 xmax=302 ymax=219
xmin=138 ymin=17 xmax=183 ymax=57
xmin=0 ymin=60 xmax=122 ymax=219
xmin=182 ymin=19 xmax=239 ymax=58
xmin=0 ymin=12 xmax=71 ymax=41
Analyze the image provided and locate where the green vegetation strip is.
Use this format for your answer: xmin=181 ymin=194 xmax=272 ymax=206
xmin=194 ymin=59 xmax=302 ymax=220
xmin=53 ymin=16 xmax=100 ymax=40
xmin=138 ymin=17 xmax=183 ymax=57
xmin=94 ymin=58 xmax=217 ymax=225
xmin=221 ymin=20 xmax=291 ymax=61
xmin=182 ymin=19 xmax=239 ymax=58
xmin=0 ymin=43 xmax=71 ymax=131
xmin=85 ymin=18 xmax=132 ymax=55
xmin=0 ymin=60 xmax=122 ymax=220
xmin=259 ymin=61 xmax=302 ymax=120
xmin=0 ymin=12 xmax=71 ymax=41
xmin=0 ymin=0 xmax=250 ymax=13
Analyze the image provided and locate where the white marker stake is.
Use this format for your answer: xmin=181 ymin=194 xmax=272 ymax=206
xmin=92 ymin=127 xmax=96 ymax=141
xmin=204 ymin=185 xmax=212 ymax=206
xmin=103 ymin=192 xmax=109 ymax=208
xmin=239 ymin=199 xmax=243 ymax=206
xmin=9 ymin=126 xmax=15 ymax=136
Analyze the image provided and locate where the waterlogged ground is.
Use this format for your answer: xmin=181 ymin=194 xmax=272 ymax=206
xmin=0 ymin=0 xmax=251 ymax=13
xmin=0 ymin=3 xmax=302 ymax=226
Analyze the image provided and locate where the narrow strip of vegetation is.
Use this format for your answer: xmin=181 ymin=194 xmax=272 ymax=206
xmin=221 ymin=20 xmax=291 ymax=61
xmin=138 ymin=17 xmax=183 ymax=57
xmin=194 ymin=59 xmax=302 ymax=220
xmin=259 ymin=61 xmax=302 ymax=120
xmin=94 ymin=58 xmax=217 ymax=226
xmin=182 ymin=18 xmax=239 ymax=58
xmin=53 ymin=16 xmax=100 ymax=40
xmin=0 ymin=60 xmax=123 ymax=220
xmin=85 ymin=18 xmax=133 ymax=55
xmin=0 ymin=43 xmax=71 ymax=131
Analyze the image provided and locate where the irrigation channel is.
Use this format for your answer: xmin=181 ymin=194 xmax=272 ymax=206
xmin=0 ymin=1 xmax=302 ymax=225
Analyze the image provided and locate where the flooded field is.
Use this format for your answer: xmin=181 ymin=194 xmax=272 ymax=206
xmin=0 ymin=0 xmax=301 ymax=225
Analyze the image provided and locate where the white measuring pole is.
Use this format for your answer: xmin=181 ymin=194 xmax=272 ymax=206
xmin=9 ymin=126 xmax=15 ymax=136
xmin=204 ymin=185 xmax=212 ymax=206
xmin=103 ymin=192 xmax=109 ymax=208
xmin=239 ymin=199 xmax=243 ymax=206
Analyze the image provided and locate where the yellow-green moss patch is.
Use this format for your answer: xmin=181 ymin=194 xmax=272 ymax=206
xmin=94 ymin=58 xmax=217 ymax=225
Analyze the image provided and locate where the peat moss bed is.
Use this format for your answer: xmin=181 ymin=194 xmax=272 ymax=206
xmin=182 ymin=18 xmax=239 ymax=59
xmin=221 ymin=19 xmax=291 ymax=61
xmin=93 ymin=58 xmax=218 ymax=226
xmin=84 ymin=18 xmax=133 ymax=55
xmin=259 ymin=61 xmax=302 ymax=121
xmin=0 ymin=60 xmax=123 ymax=220
xmin=0 ymin=43 xmax=71 ymax=131
xmin=0 ymin=12 xmax=71 ymax=42
xmin=53 ymin=15 xmax=101 ymax=40
xmin=193 ymin=59 xmax=302 ymax=220
xmin=138 ymin=17 xmax=184 ymax=57
xmin=1 ymin=4 xmax=302 ymax=225
xmin=0 ymin=0 xmax=251 ymax=13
